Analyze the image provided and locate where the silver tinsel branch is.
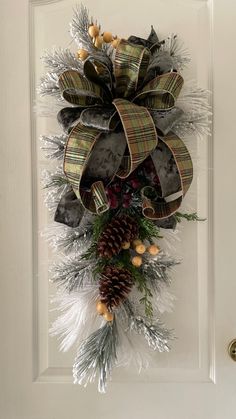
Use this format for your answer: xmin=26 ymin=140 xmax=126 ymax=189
xmin=34 ymin=98 xmax=66 ymax=117
xmin=123 ymin=301 xmax=172 ymax=352
xmin=70 ymin=4 xmax=112 ymax=65
xmin=41 ymin=168 xmax=70 ymax=211
xmin=50 ymin=286 xmax=100 ymax=352
xmin=141 ymin=253 xmax=179 ymax=293
xmin=41 ymin=48 xmax=83 ymax=75
xmin=50 ymin=255 xmax=96 ymax=292
xmin=42 ymin=212 xmax=94 ymax=254
xmin=73 ymin=320 xmax=118 ymax=393
xmin=37 ymin=72 xmax=60 ymax=97
xmin=131 ymin=317 xmax=172 ymax=352
xmin=70 ymin=4 xmax=96 ymax=52
xmin=174 ymin=83 xmax=212 ymax=138
xmin=40 ymin=134 xmax=67 ymax=160
xmin=160 ymin=34 xmax=190 ymax=70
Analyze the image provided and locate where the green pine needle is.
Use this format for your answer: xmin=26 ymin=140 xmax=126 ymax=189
xmin=174 ymin=211 xmax=206 ymax=223
xmin=138 ymin=217 xmax=162 ymax=242
xmin=92 ymin=212 xmax=112 ymax=242
xmin=81 ymin=242 xmax=97 ymax=260
xmin=129 ymin=264 xmax=153 ymax=318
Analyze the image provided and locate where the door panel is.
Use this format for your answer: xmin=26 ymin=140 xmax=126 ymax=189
xmin=32 ymin=0 xmax=213 ymax=383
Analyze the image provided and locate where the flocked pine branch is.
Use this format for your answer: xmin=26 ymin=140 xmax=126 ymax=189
xmin=43 ymin=225 xmax=92 ymax=255
xmin=70 ymin=4 xmax=96 ymax=52
xmin=50 ymin=255 xmax=96 ymax=291
xmin=141 ymin=253 xmax=179 ymax=292
xmin=123 ymin=300 xmax=172 ymax=352
xmin=73 ymin=320 xmax=118 ymax=393
xmin=37 ymin=72 xmax=60 ymax=97
xmin=42 ymin=212 xmax=95 ymax=254
xmin=42 ymin=48 xmax=83 ymax=75
xmin=41 ymin=168 xmax=70 ymax=211
xmin=70 ymin=4 xmax=113 ymax=68
xmin=50 ymin=286 xmax=100 ymax=352
xmin=40 ymin=134 xmax=67 ymax=160
xmin=174 ymin=82 xmax=212 ymax=138
xmin=160 ymin=34 xmax=190 ymax=70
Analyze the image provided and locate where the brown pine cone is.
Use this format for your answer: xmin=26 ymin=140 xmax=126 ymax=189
xmin=97 ymin=215 xmax=138 ymax=259
xmin=99 ymin=266 xmax=133 ymax=309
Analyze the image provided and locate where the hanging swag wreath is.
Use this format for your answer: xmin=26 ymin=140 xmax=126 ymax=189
xmin=39 ymin=5 xmax=210 ymax=392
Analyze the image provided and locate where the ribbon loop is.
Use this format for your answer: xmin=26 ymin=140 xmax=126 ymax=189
xmin=114 ymin=40 xmax=150 ymax=99
xmin=134 ymin=72 xmax=184 ymax=110
xmin=113 ymin=98 xmax=158 ymax=178
xmin=59 ymin=70 xmax=105 ymax=107
xmin=63 ymin=124 xmax=127 ymax=213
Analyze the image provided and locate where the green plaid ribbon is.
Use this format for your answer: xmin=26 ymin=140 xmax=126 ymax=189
xmin=61 ymin=44 xmax=190 ymax=217
xmin=113 ymin=98 xmax=158 ymax=178
xmin=141 ymin=133 xmax=193 ymax=219
xmin=63 ymin=123 xmax=109 ymax=213
xmin=134 ymin=72 xmax=184 ymax=110
xmin=59 ymin=70 xmax=105 ymax=107
xmin=114 ymin=39 xmax=150 ymax=98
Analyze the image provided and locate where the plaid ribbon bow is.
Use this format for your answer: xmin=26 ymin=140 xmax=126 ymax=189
xmin=58 ymin=39 xmax=192 ymax=219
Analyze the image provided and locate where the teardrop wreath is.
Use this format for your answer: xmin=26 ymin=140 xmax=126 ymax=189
xmin=38 ymin=4 xmax=210 ymax=392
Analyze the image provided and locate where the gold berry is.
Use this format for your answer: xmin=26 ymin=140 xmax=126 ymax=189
xmin=96 ymin=301 xmax=107 ymax=315
xmin=147 ymin=244 xmax=160 ymax=256
xmin=135 ymin=244 xmax=146 ymax=255
xmin=77 ymin=49 xmax=89 ymax=61
xmin=94 ymin=35 xmax=103 ymax=48
xmin=132 ymin=255 xmax=143 ymax=268
xmin=103 ymin=31 xmax=113 ymax=43
xmin=103 ymin=311 xmax=114 ymax=322
xmin=121 ymin=241 xmax=131 ymax=250
xmin=132 ymin=239 xmax=142 ymax=248
xmin=88 ymin=24 xmax=100 ymax=38
xmin=112 ymin=38 xmax=120 ymax=48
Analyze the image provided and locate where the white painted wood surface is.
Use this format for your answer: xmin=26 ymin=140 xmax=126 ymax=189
xmin=0 ymin=0 xmax=236 ymax=418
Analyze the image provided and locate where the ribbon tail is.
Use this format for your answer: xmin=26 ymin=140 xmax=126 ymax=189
xmin=63 ymin=123 xmax=128 ymax=214
xmin=141 ymin=133 xmax=193 ymax=219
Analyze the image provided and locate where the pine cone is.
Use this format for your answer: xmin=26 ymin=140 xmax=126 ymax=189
xmin=99 ymin=266 xmax=133 ymax=309
xmin=97 ymin=215 xmax=138 ymax=258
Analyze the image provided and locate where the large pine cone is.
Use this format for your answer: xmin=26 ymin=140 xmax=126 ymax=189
xmin=97 ymin=215 xmax=138 ymax=258
xmin=99 ymin=266 xmax=133 ymax=309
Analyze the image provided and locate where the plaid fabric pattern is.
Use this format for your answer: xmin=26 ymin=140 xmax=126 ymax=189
xmin=63 ymin=123 xmax=109 ymax=212
xmin=59 ymin=70 xmax=104 ymax=107
xmin=134 ymin=72 xmax=184 ymax=110
xmin=141 ymin=133 xmax=193 ymax=219
xmin=113 ymin=98 xmax=158 ymax=178
xmin=80 ymin=181 xmax=109 ymax=214
xmin=164 ymin=133 xmax=193 ymax=196
xmin=114 ymin=40 xmax=150 ymax=99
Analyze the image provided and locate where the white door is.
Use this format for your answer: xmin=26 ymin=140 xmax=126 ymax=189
xmin=1 ymin=0 xmax=236 ymax=418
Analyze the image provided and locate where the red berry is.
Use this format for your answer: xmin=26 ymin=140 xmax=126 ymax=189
xmin=130 ymin=179 xmax=140 ymax=189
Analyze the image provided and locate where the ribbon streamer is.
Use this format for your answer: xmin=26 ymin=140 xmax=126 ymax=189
xmin=142 ymin=133 xmax=193 ymax=219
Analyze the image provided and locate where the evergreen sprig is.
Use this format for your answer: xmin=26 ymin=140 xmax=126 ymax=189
xmin=130 ymin=265 xmax=154 ymax=318
xmin=137 ymin=217 xmax=162 ymax=242
xmin=92 ymin=211 xmax=112 ymax=241
xmin=174 ymin=211 xmax=205 ymax=223
xmin=81 ymin=242 xmax=98 ymax=260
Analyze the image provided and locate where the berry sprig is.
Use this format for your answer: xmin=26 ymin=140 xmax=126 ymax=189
xmin=96 ymin=301 xmax=114 ymax=322
xmin=77 ymin=24 xmax=121 ymax=61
